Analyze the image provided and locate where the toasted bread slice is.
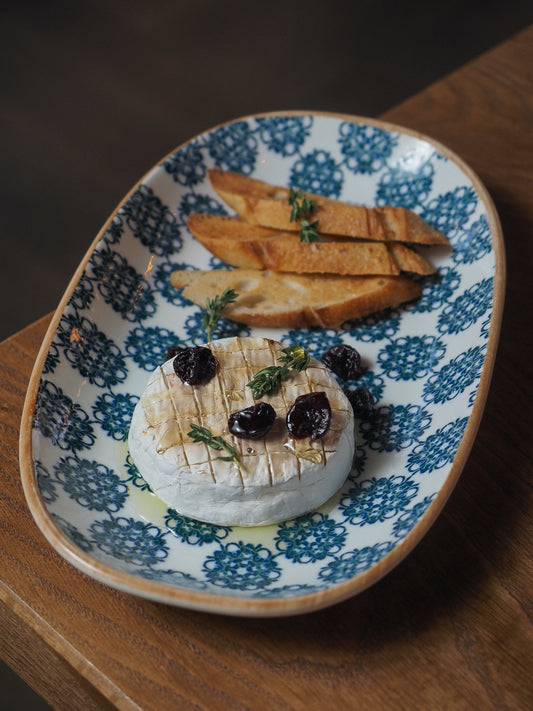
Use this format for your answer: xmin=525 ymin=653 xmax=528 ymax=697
xmin=209 ymin=169 xmax=448 ymax=246
xmin=387 ymin=242 xmax=437 ymax=275
xmin=187 ymin=213 xmax=436 ymax=276
xmin=170 ymin=267 xmax=421 ymax=329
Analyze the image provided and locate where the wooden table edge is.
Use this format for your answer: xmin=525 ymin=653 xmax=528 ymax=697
xmin=1 ymin=315 xmax=146 ymax=710
xmin=2 ymin=25 xmax=530 ymax=710
xmin=0 ymin=580 xmax=140 ymax=711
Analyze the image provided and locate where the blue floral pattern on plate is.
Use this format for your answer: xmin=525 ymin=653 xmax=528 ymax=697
xmin=23 ymin=112 xmax=503 ymax=616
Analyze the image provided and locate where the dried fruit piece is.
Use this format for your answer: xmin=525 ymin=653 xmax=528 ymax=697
xmin=347 ymin=387 xmax=375 ymax=418
xmin=228 ymin=402 xmax=276 ymax=439
xmin=321 ymin=344 xmax=364 ymax=380
xmin=172 ymin=346 xmax=218 ymax=385
xmin=166 ymin=344 xmax=185 ymax=361
xmin=287 ymin=392 xmax=331 ymax=441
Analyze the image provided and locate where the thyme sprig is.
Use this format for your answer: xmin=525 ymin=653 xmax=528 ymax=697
xmin=288 ymin=187 xmax=320 ymax=244
xmin=188 ymin=423 xmax=245 ymax=473
xmin=202 ymin=288 xmax=239 ymax=342
xmin=247 ymin=345 xmax=310 ymax=399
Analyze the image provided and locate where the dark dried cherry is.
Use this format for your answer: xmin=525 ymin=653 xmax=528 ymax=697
xmin=172 ymin=346 xmax=218 ymax=385
xmin=287 ymin=391 xmax=331 ymax=441
xmin=228 ymin=402 xmax=276 ymax=439
xmin=166 ymin=344 xmax=185 ymax=361
xmin=347 ymin=387 xmax=375 ymax=418
xmin=321 ymin=344 xmax=364 ymax=380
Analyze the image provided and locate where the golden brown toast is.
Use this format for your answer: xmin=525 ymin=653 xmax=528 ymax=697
xmin=187 ymin=213 xmax=436 ymax=276
xmin=209 ymin=169 xmax=448 ymax=246
xmin=170 ymin=267 xmax=421 ymax=329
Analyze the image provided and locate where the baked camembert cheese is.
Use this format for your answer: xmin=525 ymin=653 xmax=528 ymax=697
xmin=128 ymin=336 xmax=354 ymax=526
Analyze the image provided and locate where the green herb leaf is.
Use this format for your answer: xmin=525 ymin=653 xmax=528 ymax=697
xmin=246 ymin=365 xmax=285 ymax=399
xmin=278 ymin=344 xmax=311 ymax=371
xmin=247 ymin=345 xmax=310 ymax=398
xmin=187 ymin=423 xmax=245 ymax=473
xmin=202 ymin=287 xmax=239 ymax=342
xmin=288 ymin=189 xmax=320 ymax=243
xmin=298 ymin=219 xmax=320 ymax=244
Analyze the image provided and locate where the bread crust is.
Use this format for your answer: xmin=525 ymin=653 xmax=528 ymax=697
xmin=187 ymin=213 xmax=436 ymax=276
xmin=170 ymin=268 xmax=421 ymax=329
xmin=209 ymin=169 xmax=448 ymax=246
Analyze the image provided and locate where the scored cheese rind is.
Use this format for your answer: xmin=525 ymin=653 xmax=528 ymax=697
xmin=128 ymin=336 xmax=355 ymax=526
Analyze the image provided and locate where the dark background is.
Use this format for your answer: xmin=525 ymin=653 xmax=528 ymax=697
xmin=2 ymin=1 xmax=533 ymax=344
xmin=1 ymin=2 xmax=532 ymax=709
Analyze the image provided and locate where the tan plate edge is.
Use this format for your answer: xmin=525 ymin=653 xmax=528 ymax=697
xmin=18 ymin=110 xmax=506 ymax=617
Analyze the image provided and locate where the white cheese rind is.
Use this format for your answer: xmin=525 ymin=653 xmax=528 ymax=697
xmin=128 ymin=336 xmax=354 ymax=526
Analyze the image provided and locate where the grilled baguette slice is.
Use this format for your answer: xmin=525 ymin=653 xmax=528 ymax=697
xmin=170 ymin=267 xmax=421 ymax=328
xmin=209 ymin=169 xmax=448 ymax=245
xmin=187 ymin=213 xmax=436 ymax=276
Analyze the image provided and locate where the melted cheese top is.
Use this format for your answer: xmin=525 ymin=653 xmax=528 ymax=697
xmin=137 ymin=336 xmax=351 ymax=486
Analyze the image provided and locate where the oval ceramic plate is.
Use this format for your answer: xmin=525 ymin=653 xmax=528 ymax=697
xmin=20 ymin=111 xmax=504 ymax=616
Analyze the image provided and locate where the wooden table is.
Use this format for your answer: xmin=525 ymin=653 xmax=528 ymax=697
xmin=2 ymin=26 xmax=532 ymax=711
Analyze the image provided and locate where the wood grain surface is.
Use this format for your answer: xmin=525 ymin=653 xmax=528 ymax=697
xmin=1 ymin=26 xmax=533 ymax=711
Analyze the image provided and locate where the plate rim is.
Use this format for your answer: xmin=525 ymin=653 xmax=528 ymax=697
xmin=18 ymin=109 xmax=506 ymax=617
